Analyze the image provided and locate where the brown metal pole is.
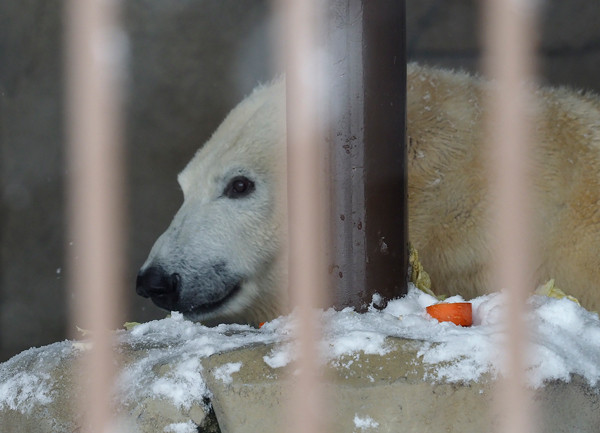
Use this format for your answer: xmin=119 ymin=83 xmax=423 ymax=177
xmin=282 ymin=1 xmax=406 ymax=430
xmin=326 ymin=0 xmax=408 ymax=310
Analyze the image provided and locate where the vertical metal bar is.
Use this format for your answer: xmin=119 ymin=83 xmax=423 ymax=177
xmin=65 ymin=0 xmax=125 ymax=431
xmin=482 ymin=1 xmax=539 ymax=432
xmin=361 ymin=0 xmax=407 ymax=307
xmin=282 ymin=0 xmax=328 ymax=432
xmin=326 ymin=0 xmax=407 ymax=310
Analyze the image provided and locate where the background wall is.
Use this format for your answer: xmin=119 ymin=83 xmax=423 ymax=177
xmin=1 ymin=0 xmax=599 ymax=362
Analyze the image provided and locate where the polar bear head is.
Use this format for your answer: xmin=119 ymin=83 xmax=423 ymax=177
xmin=136 ymin=80 xmax=287 ymax=326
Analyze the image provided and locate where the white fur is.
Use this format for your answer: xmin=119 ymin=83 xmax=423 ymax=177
xmin=140 ymin=64 xmax=600 ymax=324
xmin=140 ymin=81 xmax=286 ymax=326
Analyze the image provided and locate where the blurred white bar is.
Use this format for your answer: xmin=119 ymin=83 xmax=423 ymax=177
xmin=279 ymin=0 xmax=329 ymax=432
xmin=482 ymin=1 xmax=539 ymax=433
xmin=65 ymin=0 xmax=125 ymax=432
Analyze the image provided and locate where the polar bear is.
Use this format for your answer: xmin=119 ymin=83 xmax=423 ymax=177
xmin=136 ymin=63 xmax=600 ymax=325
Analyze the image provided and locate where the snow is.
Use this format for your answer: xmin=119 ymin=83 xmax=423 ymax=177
xmin=353 ymin=414 xmax=380 ymax=430
xmin=116 ymin=313 xmax=283 ymax=411
xmin=1 ymin=284 xmax=600 ymax=418
xmin=115 ymin=284 xmax=600 ymax=413
xmin=163 ymin=421 xmax=197 ymax=433
xmin=213 ymin=362 xmax=242 ymax=384
xmin=0 ymin=371 xmax=54 ymax=411
xmin=0 ymin=340 xmax=74 ymax=413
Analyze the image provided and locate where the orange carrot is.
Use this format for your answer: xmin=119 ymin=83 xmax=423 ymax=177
xmin=426 ymin=302 xmax=472 ymax=327
xmin=259 ymin=322 xmax=266 ymax=328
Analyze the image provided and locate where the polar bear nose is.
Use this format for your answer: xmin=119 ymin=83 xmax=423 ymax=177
xmin=136 ymin=266 xmax=181 ymax=310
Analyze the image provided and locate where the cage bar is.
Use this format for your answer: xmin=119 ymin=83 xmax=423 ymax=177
xmin=482 ymin=0 xmax=540 ymax=432
xmin=64 ymin=0 xmax=125 ymax=431
xmin=283 ymin=0 xmax=328 ymax=431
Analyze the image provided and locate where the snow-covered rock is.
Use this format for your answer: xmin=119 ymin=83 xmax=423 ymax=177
xmin=1 ymin=287 xmax=600 ymax=432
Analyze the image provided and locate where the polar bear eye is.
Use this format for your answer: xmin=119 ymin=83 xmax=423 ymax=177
xmin=224 ymin=176 xmax=255 ymax=199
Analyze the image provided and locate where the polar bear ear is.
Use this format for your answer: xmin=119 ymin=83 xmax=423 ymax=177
xmin=223 ymin=175 xmax=255 ymax=199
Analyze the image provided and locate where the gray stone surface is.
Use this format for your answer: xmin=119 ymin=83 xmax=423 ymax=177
xmin=3 ymin=336 xmax=597 ymax=433
xmin=0 ymin=339 xmax=219 ymax=433
xmin=204 ymin=338 xmax=600 ymax=433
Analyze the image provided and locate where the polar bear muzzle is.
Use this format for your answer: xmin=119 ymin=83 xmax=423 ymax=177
xmin=136 ymin=266 xmax=181 ymax=311
xmin=136 ymin=261 xmax=244 ymax=317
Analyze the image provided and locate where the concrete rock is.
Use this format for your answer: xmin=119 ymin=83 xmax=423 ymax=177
xmin=1 ymin=332 xmax=598 ymax=432
xmin=0 ymin=339 xmax=218 ymax=433
xmin=203 ymin=337 xmax=600 ymax=433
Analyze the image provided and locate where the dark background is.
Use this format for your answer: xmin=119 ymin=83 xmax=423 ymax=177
xmin=1 ymin=0 xmax=599 ymax=361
